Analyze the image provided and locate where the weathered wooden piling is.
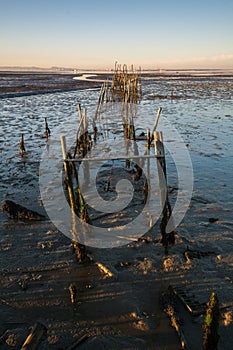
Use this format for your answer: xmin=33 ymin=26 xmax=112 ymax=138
xmin=44 ymin=117 xmax=51 ymax=139
xmin=19 ymin=133 xmax=26 ymax=155
xmin=77 ymin=188 xmax=92 ymax=224
xmin=130 ymin=108 xmax=136 ymax=140
xmin=74 ymin=105 xmax=85 ymax=158
xmin=94 ymin=83 xmax=105 ymax=121
xmin=61 ymin=136 xmax=87 ymax=263
xmin=154 ymin=131 xmax=174 ymax=251
xmin=147 ymin=128 xmax=151 ymax=149
xmin=152 ymin=107 xmax=162 ymax=133
xmin=61 ymin=136 xmax=77 ymax=213
xmin=148 ymin=107 xmax=162 ymax=147
xmin=203 ymin=292 xmax=220 ymax=350
xmin=93 ymin=126 xmax=98 ymax=142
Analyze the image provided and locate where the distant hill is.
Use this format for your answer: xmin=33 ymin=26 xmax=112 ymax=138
xmin=0 ymin=66 xmax=76 ymax=73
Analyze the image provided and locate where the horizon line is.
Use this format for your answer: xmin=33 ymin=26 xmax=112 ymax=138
xmin=0 ymin=65 xmax=233 ymax=72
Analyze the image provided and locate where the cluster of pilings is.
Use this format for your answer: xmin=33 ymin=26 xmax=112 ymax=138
xmin=61 ymin=63 xmax=177 ymax=260
xmin=60 ymin=66 xmax=222 ymax=348
xmin=110 ymin=62 xmax=142 ymax=103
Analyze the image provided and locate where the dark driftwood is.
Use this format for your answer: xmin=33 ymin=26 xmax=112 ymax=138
xmin=65 ymin=334 xmax=88 ymax=350
xmin=21 ymin=322 xmax=46 ymax=350
xmin=2 ymin=200 xmax=46 ymax=221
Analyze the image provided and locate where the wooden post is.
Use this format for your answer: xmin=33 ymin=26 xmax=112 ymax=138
xmin=203 ymin=292 xmax=220 ymax=350
xmin=93 ymin=126 xmax=98 ymax=142
xmin=146 ymin=146 xmax=151 ymax=206
xmin=61 ymin=136 xmax=76 ymax=213
xmin=147 ymin=107 xmax=162 ymax=148
xmin=94 ymin=84 xmax=105 ymax=120
xmin=154 ymin=131 xmax=166 ymax=204
xmin=147 ymin=128 xmax=151 ymax=149
xmin=130 ymin=108 xmax=136 ymax=140
xmin=19 ymin=133 xmax=26 ymax=155
xmin=154 ymin=131 xmax=174 ymax=251
xmin=152 ymin=107 xmax=162 ymax=135
xmin=74 ymin=106 xmax=85 ymax=158
xmin=67 ymin=152 xmax=79 ymax=188
xmin=78 ymin=188 xmax=92 ymax=224
xmin=60 ymin=136 xmax=86 ymax=263
xmin=83 ymin=108 xmax=88 ymax=133
xmin=44 ymin=117 xmax=51 ymax=139
xmin=61 ymin=135 xmax=67 ymax=161
xmin=77 ymin=103 xmax=82 ymax=120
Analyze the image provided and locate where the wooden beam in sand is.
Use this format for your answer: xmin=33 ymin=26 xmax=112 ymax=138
xmin=21 ymin=322 xmax=46 ymax=350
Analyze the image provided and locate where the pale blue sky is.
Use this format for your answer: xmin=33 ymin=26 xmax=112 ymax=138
xmin=0 ymin=0 xmax=233 ymax=69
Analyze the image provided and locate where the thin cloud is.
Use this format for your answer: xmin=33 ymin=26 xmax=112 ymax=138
xmin=209 ymin=54 xmax=233 ymax=61
xmin=156 ymin=54 xmax=233 ymax=69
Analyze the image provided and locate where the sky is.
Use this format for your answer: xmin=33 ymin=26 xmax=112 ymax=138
xmin=0 ymin=0 xmax=233 ymax=70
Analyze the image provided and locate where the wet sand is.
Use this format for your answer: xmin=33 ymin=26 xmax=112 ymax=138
xmin=1 ymin=71 xmax=233 ymax=349
xmin=0 ymin=72 xmax=102 ymax=99
xmin=0 ymin=219 xmax=182 ymax=349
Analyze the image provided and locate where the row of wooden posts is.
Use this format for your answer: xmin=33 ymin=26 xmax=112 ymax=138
xmin=14 ymin=64 xmax=220 ymax=349
xmin=59 ymin=65 xmax=220 ymax=349
xmin=60 ymin=100 xmax=175 ymax=261
xmin=60 ymin=65 xmax=172 ymax=260
xmin=61 ymin=105 xmax=220 ymax=348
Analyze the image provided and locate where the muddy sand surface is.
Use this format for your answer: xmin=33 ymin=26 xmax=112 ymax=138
xmin=0 ymin=72 xmax=102 ymax=99
xmin=1 ymin=200 xmax=232 ymax=350
xmin=0 ymin=218 xmax=184 ymax=349
xmin=1 ymin=174 xmax=231 ymax=350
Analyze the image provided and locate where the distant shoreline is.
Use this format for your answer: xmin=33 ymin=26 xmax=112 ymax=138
xmin=1 ymin=67 xmax=233 ymax=75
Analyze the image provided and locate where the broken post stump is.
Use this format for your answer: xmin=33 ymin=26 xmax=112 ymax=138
xmin=203 ymin=292 xmax=220 ymax=350
xmin=69 ymin=283 xmax=77 ymax=304
xmin=2 ymin=200 xmax=46 ymax=221
xmin=19 ymin=133 xmax=26 ymax=156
